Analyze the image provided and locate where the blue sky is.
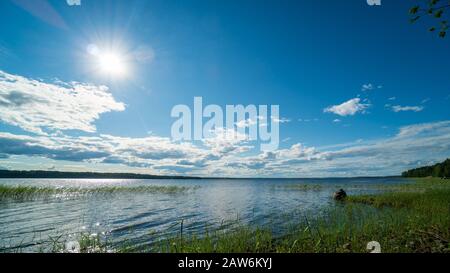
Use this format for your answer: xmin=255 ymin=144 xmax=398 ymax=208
xmin=0 ymin=0 xmax=449 ymax=177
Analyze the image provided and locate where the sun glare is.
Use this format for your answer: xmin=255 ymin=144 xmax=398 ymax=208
xmin=87 ymin=44 xmax=129 ymax=78
xmin=97 ymin=51 xmax=127 ymax=77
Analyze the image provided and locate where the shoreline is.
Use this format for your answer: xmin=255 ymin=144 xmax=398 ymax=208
xmin=0 ymin=169 xmax=402 ymax=180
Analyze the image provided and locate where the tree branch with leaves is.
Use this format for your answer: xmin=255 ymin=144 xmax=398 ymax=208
xmin=410 ymin=0 xmax=450 ymax=38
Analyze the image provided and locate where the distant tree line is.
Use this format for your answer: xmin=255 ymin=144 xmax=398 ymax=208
xmin=0 ymin=170 xmax=200 ymax=180
xmin=402 ymin=158 xmax=450 ymax=178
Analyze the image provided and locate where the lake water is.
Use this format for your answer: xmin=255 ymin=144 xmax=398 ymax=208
xmin=0 ymin=177 xmax=409 ymax=252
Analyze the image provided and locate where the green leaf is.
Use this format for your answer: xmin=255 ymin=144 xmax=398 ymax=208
xmin=439 ymin=31 xmax=446 ymax=38
xmin=430 ymin=27 xmax=436 ymax=31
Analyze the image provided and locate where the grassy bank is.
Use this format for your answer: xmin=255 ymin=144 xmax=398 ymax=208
xmin=154 ymin=178 xmax=449 ymax=253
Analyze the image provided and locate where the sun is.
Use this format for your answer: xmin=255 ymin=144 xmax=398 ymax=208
xmin=86 ymin=44 xmax=129 ymax=78
xmin=97 ymin=51 xmax=128 ymax=77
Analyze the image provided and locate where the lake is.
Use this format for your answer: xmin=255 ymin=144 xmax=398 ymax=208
xmin=0 ymin=177 xmax=409 ymax=252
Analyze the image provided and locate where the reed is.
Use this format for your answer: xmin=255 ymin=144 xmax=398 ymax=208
xmin=0 ymin=185 xmax=198 ymax=200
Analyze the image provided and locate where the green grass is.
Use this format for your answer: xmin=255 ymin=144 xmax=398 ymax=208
xmin=0 ymin=185 xmax=198 ymax=200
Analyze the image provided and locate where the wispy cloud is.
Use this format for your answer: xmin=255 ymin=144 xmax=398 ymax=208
xmin=298 ymin=118 xmax=319 ymax=122
xmin=324 ymin=98 xmax=370 ymax=116
xmin=396 ymin=121 xmax=450 ymax=138
xmin=391 ymin=105 xmax=424 ymax=113
xmin=361 ymin=83 xmax=382 ymax=91
xmin=271 ymin=116 xmax=291 ymax=123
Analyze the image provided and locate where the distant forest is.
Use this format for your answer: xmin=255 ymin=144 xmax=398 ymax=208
xmin=0 ymin=170 xmax=199 ymax=179
xmin=402 ymin=158 xmax=450 ymax=178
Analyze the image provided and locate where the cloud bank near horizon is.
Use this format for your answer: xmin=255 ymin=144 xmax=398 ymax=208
xmin=0 ymin=70 xmax=449 ymax=177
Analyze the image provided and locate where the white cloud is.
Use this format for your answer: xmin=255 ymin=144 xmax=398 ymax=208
xmin=268 ymin=121 xmax=450 ymax=177
xmin=0 ymin=132 xmax=209 ymax=170
xmin=236 ymin=118 xmax=257 ymax=128
xmin=271 ymin=116 xmax=291 ymax=123
xmin=361 ymin=83 xmax=374 ymax=91
xmin=361 ymin=83 xmax=382 ymax=92
xmin=0 ymin=70 xmax=125 ymax=135
xmin=396 ymin=121 xmax=450 ymax=138
xmin=391 ymin=105 xmax=424 ymax=113
xmin=276 ymin=143 xmax=318 ymax=159
xmin=202 ymin=127 xmax=252 ymax=155
xmin=1 ymin=120 xmax=450 ymax=177
xmin=66 ymin=0 xmax=81 ymax=6
xmin=324 ymin=98 xmax=370 ymax=116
